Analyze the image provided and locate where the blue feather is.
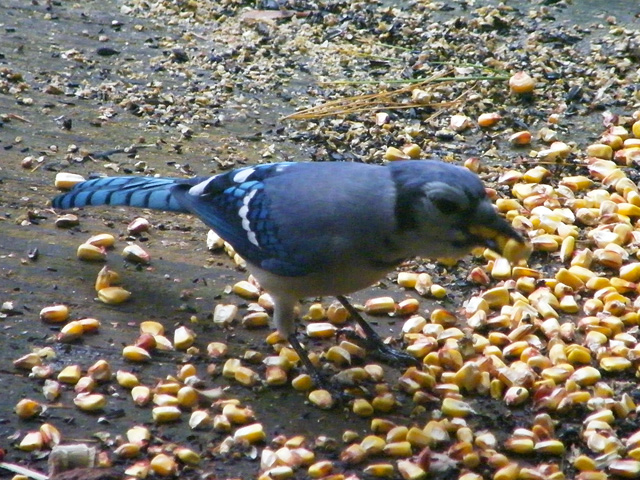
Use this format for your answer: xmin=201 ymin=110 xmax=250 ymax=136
xmin=52 ymin=177 xmax=192 ymax=212
xmin=53 ymin=163 xmax=309 ymax=276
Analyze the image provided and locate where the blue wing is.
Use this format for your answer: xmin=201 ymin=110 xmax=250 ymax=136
xmin=174 ymin=163 xmax=310 ymax=276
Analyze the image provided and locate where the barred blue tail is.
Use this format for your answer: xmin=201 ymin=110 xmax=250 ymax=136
xmin=52 ymin=177 xmax=191 ymax=213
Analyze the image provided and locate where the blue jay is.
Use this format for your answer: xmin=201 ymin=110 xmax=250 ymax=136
xmin=53 ymin=161 xmax=523 ymax=377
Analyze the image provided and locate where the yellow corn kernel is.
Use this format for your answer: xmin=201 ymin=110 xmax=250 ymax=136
xmin=18 ymin=431 xmax=44 ymax=452
xmin=306 ymin=322 xmax=337 ymax=339
xmin=365 ymin=296 xmax=396 ymax=315
xmin=599 ymin=356 xmax=631 ymax=372
xmin=560 ymin=175 xmax=593 ymax=191
xmin=397 ymin=272 xmax=419 ymax=288
xmin=352 ymin=398 xmax=374 ymax=417
xmin=481 ymin=287 xmax=510 ymax=309
xmin=73 ymin=393 xmax=107 ymax=411
xmin=504 ymin=437 xmax=534 ymax=454
xmin=232 ymin=280 xmax=260 ymax=299
xmin=586 ymin=143 xmax=613 ymax=159
xmin=396 ymin=460 xmax=427 ymax=480
xmin=494 ymin=463 xmax=521 ymax=480
xmin=360 ymin=435 xmax=386 ymax=455
xmin=308 ymin=389 xmax=334 ymax=410
xmin=77 ymin=243 xmax=107 ymax=261
xmin=441 ymin=398 xmax=475 ymax=417
xmin=97 ymin=286 xmax=131 ymax=305
xmin=234 ymin=366 xmax=259 ymax=386
xmin=384 ymin=146 xmax=410 ymax=161
xmin=430 ymin=284 xmax=447 ymax=298
xmin=363 ymin=463 xmax=395 ymax=478
xmin=383 ymin=441 xmax=412 ymax=457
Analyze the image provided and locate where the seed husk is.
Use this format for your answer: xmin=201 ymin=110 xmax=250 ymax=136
xmin=55 ymin=213 xmax=79 ymax=228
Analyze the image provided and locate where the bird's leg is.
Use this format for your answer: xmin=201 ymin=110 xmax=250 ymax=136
xmin=270 ymin=295 xmax=348 ymax=398
xmin=286 ymin=333 xmax=327 ymax=389
xmin=287 ymin=332 xmax=355 ymax=404
xmin=336 ymin=295 xmax=420 ymax=367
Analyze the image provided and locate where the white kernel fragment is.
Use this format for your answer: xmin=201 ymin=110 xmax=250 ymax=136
xmin=174 ymin=326 xmax=195 ymax=350
xmin=189 ymin=410 xmax=212 ymax=430
xmin=397 ymin=459 xmax=427 ymax=480
xmin=19 ymin=431 xmax=44 ymax=451
xmin=55 ymin=172 xmax=85 ymax=190
xmin=122 ymin=244 xmax=150 ymax=264
xmin=232 ymin=280 xmax=260 ymax=299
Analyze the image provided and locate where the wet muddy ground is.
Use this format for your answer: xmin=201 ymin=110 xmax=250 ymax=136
xmin=1 ymin=0 xmax=640 ymax=479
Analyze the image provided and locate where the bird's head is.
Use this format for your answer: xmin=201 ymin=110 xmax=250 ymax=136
xmin=390 ymin=161 xmax=529 ymax=262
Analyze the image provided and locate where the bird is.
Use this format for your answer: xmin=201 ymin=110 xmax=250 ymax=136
xmin=53 ymin=160 xmax=524 ymax=381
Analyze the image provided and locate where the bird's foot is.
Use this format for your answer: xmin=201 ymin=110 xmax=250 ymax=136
xmin=335 ymin=295 xmax=421 ymax=369
xmin=337 ymin=327 xmax=420 ymax=368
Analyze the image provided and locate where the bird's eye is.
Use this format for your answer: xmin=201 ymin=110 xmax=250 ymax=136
xmin=433 ymin=197 xmax=461 ymax=215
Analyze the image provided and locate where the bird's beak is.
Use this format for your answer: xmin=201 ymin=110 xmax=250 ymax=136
xmin=467 ymin=203 xmax=531 ymax=263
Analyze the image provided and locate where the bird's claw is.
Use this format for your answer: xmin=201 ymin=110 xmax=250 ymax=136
xmin=336 ymin=327 xmax=420 ymax=368
xmin=365 ymin=339 xmax=421 ymax=368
